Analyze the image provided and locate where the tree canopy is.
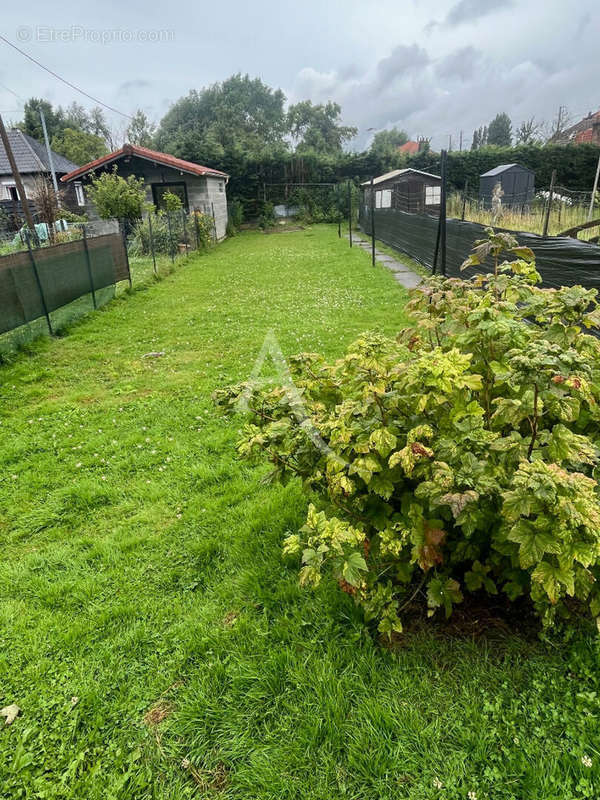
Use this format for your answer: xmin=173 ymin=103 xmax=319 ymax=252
xmin=51 ymin=128 xmax=109 ymax=166
xmin=155 ymin=74 xmax=288 ymax=166
xmin=288 ymin=100 xmax=357 ymax=154
xmin=487 ymin=113 xmax=513 ymax=147
xmin=368 ymin=128 xmax=409 ymax=159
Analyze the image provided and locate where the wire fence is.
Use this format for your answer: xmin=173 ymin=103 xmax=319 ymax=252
xmin=0 ymin=205 xmax=218 ymax=357
xmin=356 ymin=155 xmax=600 ymax=292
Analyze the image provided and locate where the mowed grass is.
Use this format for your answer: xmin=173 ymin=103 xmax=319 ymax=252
xmin=0 ymin=226 xmax=598 ymax=800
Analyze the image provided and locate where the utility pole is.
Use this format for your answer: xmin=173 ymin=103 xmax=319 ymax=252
xmin=459 ymin=130 xmax=463 ymax=152
xmin=39 ymin=107 xmax=60 ymax=206
xmin=448 ymin=134 xmax=452 ymax=152
xmin=588 ymin=154 xmax=600 ymax=222
xmin=0 ymin=113 xmax=38 ymax=243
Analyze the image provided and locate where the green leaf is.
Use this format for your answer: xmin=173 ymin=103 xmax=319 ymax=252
xmin=342 ymin=552 xmax=368 ymax=587
xmin=507 ymin=520 xmax=561 ymax=568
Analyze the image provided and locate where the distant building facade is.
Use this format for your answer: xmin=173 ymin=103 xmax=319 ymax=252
xmin=361 ymin=168 xmax=442 ymax=213
xmin=550 ymin=111 xmax=600 ymax=146
xmin=0 ymin=129 xmax=80 ymax=230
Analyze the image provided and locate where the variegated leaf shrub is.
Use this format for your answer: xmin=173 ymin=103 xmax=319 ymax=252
xmin=215 ymin=230 xmax=600 ymax=636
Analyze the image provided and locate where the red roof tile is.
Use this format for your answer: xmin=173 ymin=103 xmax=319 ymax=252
xmin=61 ymin=143 xmax=229 ymax=183
xmin=398 ymin=140 xmax=420 ymax=154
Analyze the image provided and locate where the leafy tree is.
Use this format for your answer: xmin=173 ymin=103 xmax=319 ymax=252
xmin=51 ymin=127 xmax=109 ymax=165
xmin=288 ymin=100 xmax=357 ymax=154
xmin=18 ymin=98 xmax=65 ymax=142
xmin=471 ymin=125 xmax=488 ymax=150
xmin=488 ymin=113 xmax=512 ymax=147
xmin=155 ymin=74 xmax=288 ymax=165
xmin=515 ymin=117 xmax=543 ymax=145
xmin=369 ymin=128 xmax=409 ymax=159
xmin=87 ymin=168 xmax=147 ymax=220
xmin=126 ymin=109 xmax=155 ymax=148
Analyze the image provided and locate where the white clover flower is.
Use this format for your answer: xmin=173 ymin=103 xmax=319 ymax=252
xmin=582 ymin=754 xmax=593 ymax=768
xmin=76 ymin=462 xmax=82 ymax=468
xmin=101 ymin=476 xmax=106 ymax=481
xmin=468 ymin=792 xmax=477 ymax=800
xmin=433 ymin=777 xmax=443 ymax=789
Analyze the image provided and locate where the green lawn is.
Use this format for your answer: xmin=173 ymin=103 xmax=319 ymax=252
xmin=0 ymin=226 xmax=598 ymax=799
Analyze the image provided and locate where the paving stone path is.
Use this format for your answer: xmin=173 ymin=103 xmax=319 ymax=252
xmin=347 ymin=233 xmax=422 ymax=289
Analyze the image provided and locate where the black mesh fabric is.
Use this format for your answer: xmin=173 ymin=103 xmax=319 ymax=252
xmin=0 ymin=233 xmax=129 ymax=336
xmin=359 ymin=204 xmax=600 ymax=290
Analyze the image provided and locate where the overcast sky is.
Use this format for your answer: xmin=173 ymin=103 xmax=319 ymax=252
xmin=1 ymin=0 xmax=597 ymax=151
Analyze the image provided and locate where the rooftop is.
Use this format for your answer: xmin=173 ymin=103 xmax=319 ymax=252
xmin=0 ymin=129 xmax=79 ymax=175
xmin=61 ymin=144 xmax=229 ymax=183
xmin=361 ymin=168 xmax=441 ymax=186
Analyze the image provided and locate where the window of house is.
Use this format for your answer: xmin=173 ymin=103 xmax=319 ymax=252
xmin=2 ymin=182 xmax=18 ymax=201
xmin=375 ymin=190 xmax=382 ymax=208
xmin=151 ymin=181 xmax=189 ymax=212
xmin=74 ymin=182 xmax=85 ymax=206
xmin=425 ymin=185 xmax=441 ymax=205
xmin=380 ymin=189 xmax=392 ymax=208
xmin=218 ymin=182 xmax=224 ymax=193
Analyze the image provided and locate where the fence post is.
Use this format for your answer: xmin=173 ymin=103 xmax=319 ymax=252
xmin=461 ymin=179 xmax=468 ymax=221
xmin=370 ymin=176 xmax=376 ymax=266
xmin=542 ymin=169 xmax=556 ymax=237
xmin=440 ymin=149 xmax=448 ymax=277
xmin=166 ymin=209 xmax=175 ymax=263
xmin=121 ymin=219 xmax=133 ymax=288
xmin=82 ymin=226 xmax=97 ymax=310
xmin=25 ymin=232 xmax=53 ymax=336
xmin=211 ymin=202 xmax=218 ymax=243
xmin=348 ymin=180 xmax=353 ymax=248
xmin=181 ymin=208 xmax=189 ymax=251
xmin=587 ymin=154 xmax=600 ymax=222
xmin=148 ymin=212 xmax=157 ymax=276
xmin=194 ymin=210 xmax=201 ymax=250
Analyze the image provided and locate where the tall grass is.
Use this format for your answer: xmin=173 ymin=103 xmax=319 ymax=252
xmin=447 ymin=192 xmax=599 ymax=241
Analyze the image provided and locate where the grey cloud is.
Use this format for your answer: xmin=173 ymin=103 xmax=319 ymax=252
xmin=117 ymin=79 xmax=152 ymax=94
xmin=435 ymin=46 xmax=481 ymax=81
xmin=376 ymin=44 xmax=430 ymax=88
xmin=444 ymin=0 xmax=512 ymax=27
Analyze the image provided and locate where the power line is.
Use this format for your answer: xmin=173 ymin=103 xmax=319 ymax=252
xmin=0 ymin=34 xmax=133 ymax=119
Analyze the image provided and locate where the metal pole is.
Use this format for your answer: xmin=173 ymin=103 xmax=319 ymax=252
xmin=166 ymin=209 xmax=175 ymax=263
xmin=81 ymin=226 xmax=97 ymax=310
xmin=39 ymin=107 xmax=60 ymax=205
xmin=211 ymin=202 xmax=217 ymax=242
xmin=194 ymin=211 xmax=201 ymax=250
xmin=348 ymin=180 xmax=353 ymax=248
xmin=0 ymin=113 xmax=39 ymax=245
xmin=148 ymin=212 xmax=157 ymax=275
xmin=181 ymin=208 xmax=189 ymax=251
xmin=588 ymin=154 xmax=600 ymax=222
xmin=370 ymin=177 xmax=375 ymax=267
xmin=542 ymin=169 xmax=556 ymax=237
xmin=432 ymin=216 xmax=441 ymax=274
xmin=461 ymin=179 xmax=469 ymax=221
xmin=121 ymin=219 xmax=133 ymax=287
xmin=25 ymin=232 xmax=53 ymax=335
xmin=440 ymin=149 xmax=447 ymax=277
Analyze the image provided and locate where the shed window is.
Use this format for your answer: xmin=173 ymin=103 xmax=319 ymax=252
xmin=425 ymin=185 xmax=441 ymax=205
xmin=380 ymin=189 xmax=392 ymax=208
xmin=218 ymin=181 xmax=224 ymax=193
xmin=74 ymin=182 xmax=85 ymax=206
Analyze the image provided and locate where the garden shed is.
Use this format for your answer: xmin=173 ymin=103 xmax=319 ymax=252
xmin=61 ymin=144 xmax=230 ymax=239
xmin=361 ymin=169 xmax=442 ymax=214
xmin=479 ymin=164 xmax=535 ymax=210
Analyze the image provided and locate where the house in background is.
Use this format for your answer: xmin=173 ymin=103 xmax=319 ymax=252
xmin=0 ymin=129 xmax=80 ymax=230
xmin=61 ymin=144 xmax=230 ymax=239
xmin=550 ymin=110 xmax=600 ymax=146
xmin=361 ymin=168 xmax=442 ymax=213
xmin=479 ymin=164 xmax=535 ymax=209
xmin=397 ymin=138 xmax=430 ymax=155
